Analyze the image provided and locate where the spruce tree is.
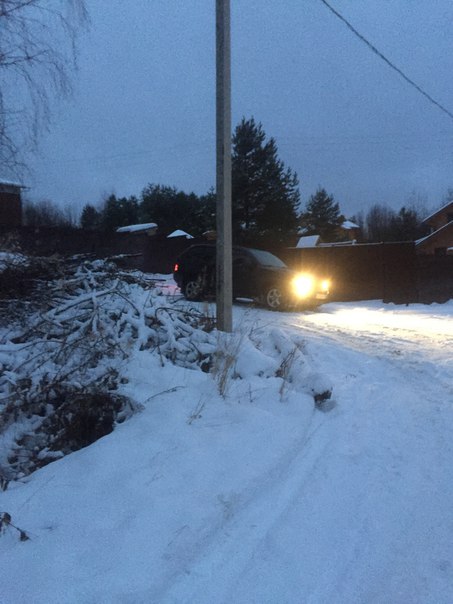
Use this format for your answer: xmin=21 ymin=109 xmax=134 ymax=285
xmin=300 ymin=188 xmax=343 ymax=241
xmin=232 ymin=117 xmax=300 ymax=244
xmin=80 ymin=204 xmax=101 ymax=230
xmin=139 ymin=184 xmax=201 ymax=235
xmin=101 ymin=194 xmax=139 ymax=231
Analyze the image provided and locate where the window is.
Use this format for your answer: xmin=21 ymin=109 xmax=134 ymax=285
xmin=248 ymin=249 xmax=287 ymax=268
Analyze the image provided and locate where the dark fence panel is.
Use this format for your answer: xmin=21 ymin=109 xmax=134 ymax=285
xmin=0 ymin=226 xmax=201 ymax=273
xmin=3 ymin=227 xmax=452 ymax=303
xmin=382 ymin=243 xmax=418 ymax=304
xmin=0 ymin=226 xmax=148 ymax=258
xmin=280 ymin=243 xmax=417 ymax=303
xmin=416 ymin=255 xmax=453 ymax=303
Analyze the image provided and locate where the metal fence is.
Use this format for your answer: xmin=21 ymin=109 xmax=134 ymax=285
xmin=2 ymin=227 xmax=452 ymax=304
xmin=279 ymin=242 xmax=453 ymax=304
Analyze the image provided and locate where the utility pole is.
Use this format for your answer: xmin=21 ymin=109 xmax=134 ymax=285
xmin=216 ymin=0 xmax=233 ymax=332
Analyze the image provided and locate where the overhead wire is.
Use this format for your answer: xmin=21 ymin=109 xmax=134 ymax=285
xmin=319 ymin=0 xmax=453 ymax=123
xmin=28 ymin=3 xmax=453 ymax=175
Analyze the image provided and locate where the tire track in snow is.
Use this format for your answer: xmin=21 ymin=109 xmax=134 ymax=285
xmin=273 ymin=309 xmax=453 ymax=603
xmin=157 ymin=412 xmax=337 ymax=604
xmin=161 ymin=305 xmax=453 ymax=603
xmin=227 ymin=305 xmax=453 ymax=602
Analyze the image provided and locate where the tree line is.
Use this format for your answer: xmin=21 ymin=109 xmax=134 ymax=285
xmin=23 ymin=117 xmax=444 ymax=245
xmin=0 ymin=4 xmax=444 ymax=247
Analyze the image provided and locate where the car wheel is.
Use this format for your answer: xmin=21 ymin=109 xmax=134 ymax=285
xmin=183 ymin=276 xmax=204 ymax=301
xmin=263 ymin=285 xmax=286 ymax=310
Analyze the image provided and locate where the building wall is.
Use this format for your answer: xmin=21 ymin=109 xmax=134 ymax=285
xmin=425 ymin=201 xmax=453 ymax=231
xmin=0 ymin=190 xmax=22 ymax=227
xmin=417 ymin=255 xmax=453 ymax=302
xmin=417 ymin=223 xmax=453 ymax=255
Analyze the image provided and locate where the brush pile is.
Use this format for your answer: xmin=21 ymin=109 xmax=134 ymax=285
xmin=0 ymin=254 xmax=216 ymax=483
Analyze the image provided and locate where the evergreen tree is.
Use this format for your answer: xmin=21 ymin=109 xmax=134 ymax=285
xmin=232 ymin=117 xmax=300 ymax=244
xmin=196 ymin=189 xmax=216 ymax=234
xmin=80 ymin=204 xmax=101 ymax=230
xmin=101 ymin=194 xmax=139 ymax=231
xmin=139 ymin=184 xmax=202 ymax=236
xmin=299 ymin=188 xmax=343 ymax=241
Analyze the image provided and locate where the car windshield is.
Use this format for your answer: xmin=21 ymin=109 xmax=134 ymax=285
xmin=248 ymin=249 xmax=287 ymax=268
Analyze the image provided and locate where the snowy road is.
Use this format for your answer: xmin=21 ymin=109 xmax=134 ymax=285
xmin=2 ymin=299 xmax=453 ymax=604
xmin=166 ymin=301 xmax=453 ymax=604
xmin=274 ymin=303 xmax=453 ymax=604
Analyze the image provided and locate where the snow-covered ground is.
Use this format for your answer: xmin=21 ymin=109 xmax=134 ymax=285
xmin=1 ymin=282 xmax=453 ymax=604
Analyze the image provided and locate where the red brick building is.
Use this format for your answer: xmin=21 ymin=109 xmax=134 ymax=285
xmin=0 ymin=180 xmax=23 ymax=227
xmin=417 ymin=201 xmax=453 ymax=255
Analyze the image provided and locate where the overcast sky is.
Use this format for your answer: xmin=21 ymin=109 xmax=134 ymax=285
xmin=23 ymin=0 xmax=453 ymax=218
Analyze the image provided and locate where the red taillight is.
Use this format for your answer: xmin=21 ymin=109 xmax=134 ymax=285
xmin=174 ymin=263 xmax=179 ymax=272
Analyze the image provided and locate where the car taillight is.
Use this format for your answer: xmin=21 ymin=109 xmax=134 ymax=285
xmin=174 ymin=263 xmax=179 ymax=272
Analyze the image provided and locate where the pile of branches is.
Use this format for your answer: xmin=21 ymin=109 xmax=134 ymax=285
xmin=0 ymin=256 xmax=216 ymax=483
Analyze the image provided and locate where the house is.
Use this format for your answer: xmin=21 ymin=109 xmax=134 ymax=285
xmin=339 ymin=220 xmax=361 ymax=242
xmin=0 ymin=180 xmax=23 ymax=227
xmin=416 ymin=201 xmax=453 ymax=255
xmin=167 ymin=229 xmax=194 ymax=239
xmin=296 ymin=220 xmax=361 ymax=246
xmin=296 ymin=234 xmax=320 ymax=248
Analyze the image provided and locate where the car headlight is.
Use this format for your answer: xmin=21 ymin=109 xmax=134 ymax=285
xmin=292 ymin=274 xmax=315 ymax=298
xmin=320 ymin=279 xmax=330 ymax=293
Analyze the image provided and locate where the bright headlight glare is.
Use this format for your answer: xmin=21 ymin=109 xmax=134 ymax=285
xmin=292 ymin=274 xmax=314 ymax=298
xmin=321 ymin=279 xmax=330 ymax=292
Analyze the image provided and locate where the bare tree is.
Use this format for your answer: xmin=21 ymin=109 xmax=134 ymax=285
xmin=365 ymin=204 xmax=396 ymax=242
xmin=0 ymin=0 xmax=88 ymax=175
xmin=22 ymin=198 xmax=74 ymax=227
xmin=365 ymin=202 xmax=428 ymax=242
xmin=442 ymin=187 xmax=453 ymax=205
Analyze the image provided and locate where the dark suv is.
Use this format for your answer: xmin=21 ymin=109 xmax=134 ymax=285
xmin=173 ymin=244 xmax=330 ymax=310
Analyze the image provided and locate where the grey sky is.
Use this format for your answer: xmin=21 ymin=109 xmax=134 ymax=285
xmin=24 ymin=0 xmax=453 ymax=218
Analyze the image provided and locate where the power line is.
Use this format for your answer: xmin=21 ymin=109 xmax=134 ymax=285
xmin=319 ymin=0 xmax=453 ymax=122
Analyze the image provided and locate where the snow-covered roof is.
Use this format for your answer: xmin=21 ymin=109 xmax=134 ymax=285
xmin=297 ymin=226 xmax=310 ymax=236
xmin=422 ymin=200 xmax=453 ymax=224
xmin=0 ymin=179 xmax=24 ymax=188
xmin=116 ymin=223 xmax=157 ymax=234
xmin=296 ymin=235 xmax=320 ymax=248
xmin=167 ymin=229 xmax=194 ymax=239
xmin=342 ymin=220 xmax=359 ymax=230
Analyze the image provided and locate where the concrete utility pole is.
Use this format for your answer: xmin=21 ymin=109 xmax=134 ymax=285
xmin=216 ymin=0 xmax=233 ymax=332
